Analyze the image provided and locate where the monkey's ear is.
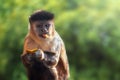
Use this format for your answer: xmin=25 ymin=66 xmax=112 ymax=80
xmin=28 ymin=24 xmax=30 ymax=30
xmin=29 ymin=16 xmax=32 ymax=23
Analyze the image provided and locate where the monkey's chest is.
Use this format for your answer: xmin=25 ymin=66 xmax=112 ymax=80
xmin=39 ymin=39 xmax=61 ymax=54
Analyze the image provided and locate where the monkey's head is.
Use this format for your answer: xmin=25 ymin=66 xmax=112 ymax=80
xmin=29 ymin=10 xmax=55 ymax=39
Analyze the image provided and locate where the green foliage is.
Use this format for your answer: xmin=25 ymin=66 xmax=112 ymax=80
xmin=0 ymin=0 xmax=120 ymax=80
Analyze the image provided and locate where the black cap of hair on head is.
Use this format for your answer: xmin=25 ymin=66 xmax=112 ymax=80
xmin=29 ymin=10 xmax=54 ymax=22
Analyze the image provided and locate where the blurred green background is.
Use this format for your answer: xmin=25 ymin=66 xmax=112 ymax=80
xmin=0 ymin=0 xmax=120 ymax=80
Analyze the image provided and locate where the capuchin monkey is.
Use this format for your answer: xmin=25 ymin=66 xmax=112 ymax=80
xmin=21 ymin=10 xmax=70 ymax=80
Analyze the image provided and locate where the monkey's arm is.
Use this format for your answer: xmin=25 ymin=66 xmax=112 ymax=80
xmin=21 ymin=49 xmax=44 ymax=67
xmin=21 ymin=36 xmax=40 ymax=68
xmin=22 ymin=48 xmax=59 ymax=69
xmin=21 ymin=53 xmax=34 ymax=68
xmin=59 ymin=42 xmax=70 ymax=79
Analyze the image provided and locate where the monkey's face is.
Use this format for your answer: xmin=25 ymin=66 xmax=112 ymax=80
xmin=32 ymin=21 xmax=54 ymax=39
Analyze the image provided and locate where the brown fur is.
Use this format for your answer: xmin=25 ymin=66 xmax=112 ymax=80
xmin=21 ymin=10 xmax=70 ymax=80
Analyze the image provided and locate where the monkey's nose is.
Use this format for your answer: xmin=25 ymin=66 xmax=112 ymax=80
xmin=41 ymin=29 xmax=48 ymax=34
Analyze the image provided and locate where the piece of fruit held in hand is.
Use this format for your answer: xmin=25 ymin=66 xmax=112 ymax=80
xmin=26 ymin=48 xmax=38 ymax=54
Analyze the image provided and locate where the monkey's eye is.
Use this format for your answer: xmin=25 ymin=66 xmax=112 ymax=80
xmin=36 ymin=24 xmax=42 ymax=28
xmin=45 ymin=24 xmax=50 ymax=28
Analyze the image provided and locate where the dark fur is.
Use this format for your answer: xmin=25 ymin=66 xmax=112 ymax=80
xmin=29 ymin=10 xmax=54 ymax=23
xmin=21 ymin=52 xmax=55 ymax=80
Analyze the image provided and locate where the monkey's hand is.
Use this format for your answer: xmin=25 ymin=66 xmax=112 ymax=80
xmin=21 ymin=49 xmax=44 ymax=67
xmin=21 ymin=53 xmax=34 ymax=67
xmin=43 ymin=52 xmax=59 ymax=68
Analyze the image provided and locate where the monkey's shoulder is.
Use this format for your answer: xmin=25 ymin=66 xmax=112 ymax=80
xmin=53 ymin=32 xmax=65 ymax=46
xmin=24 ymin=35 xmax=39 ymax=50
xmin=53 ymin=33 xmax=62 ymax=43
xmin=48 ymin=32 xmax=63 ymax=53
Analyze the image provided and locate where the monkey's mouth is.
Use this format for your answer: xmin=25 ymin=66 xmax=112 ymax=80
xmin=39 ymin=34 xmax=49 ymax=38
